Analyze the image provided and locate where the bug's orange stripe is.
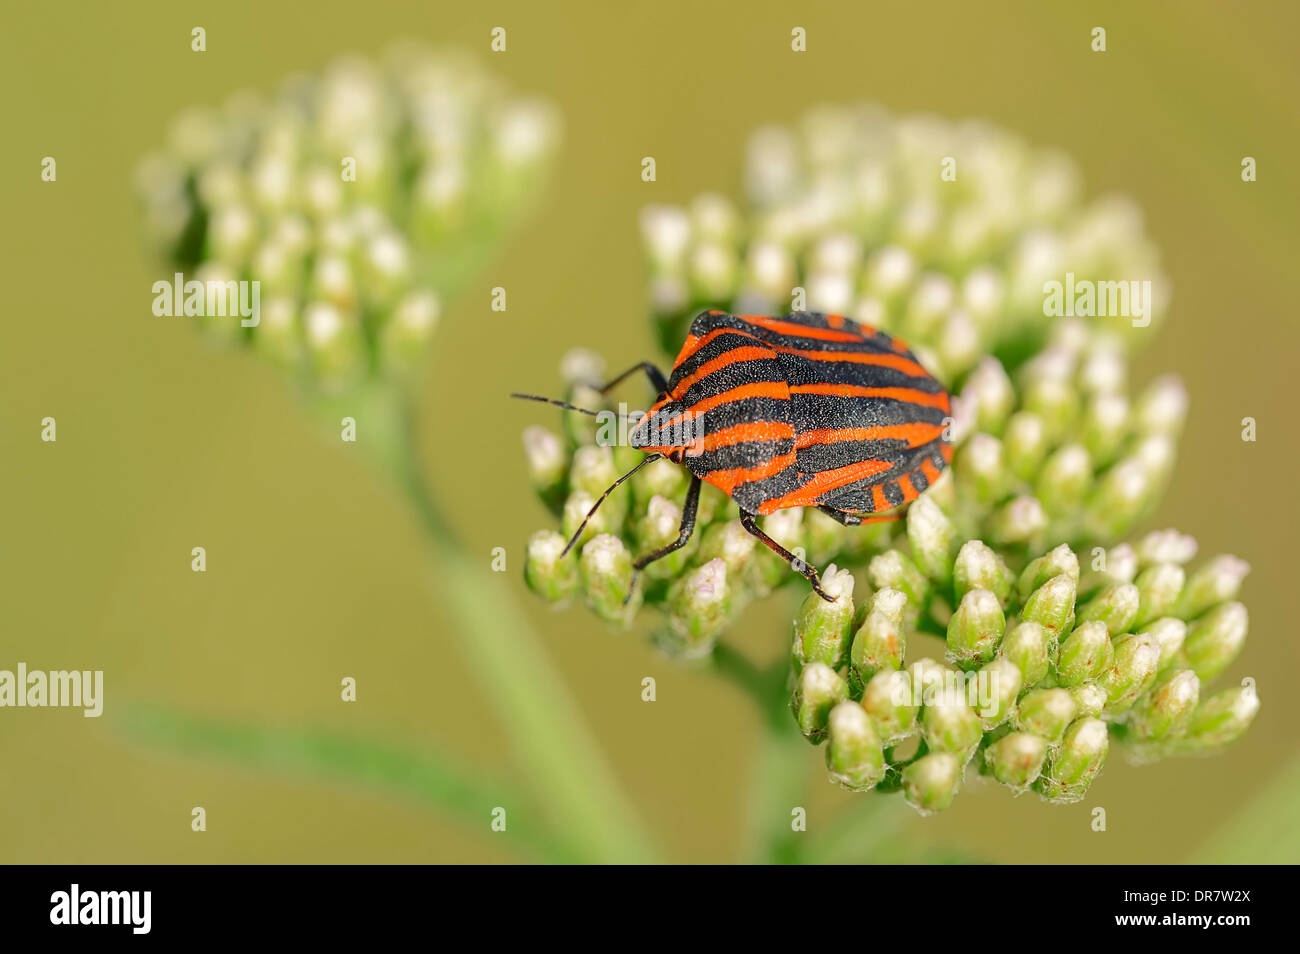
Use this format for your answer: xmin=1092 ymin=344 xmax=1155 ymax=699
xmin=670 ymin=345 xmax=775 ymax=398
xmin=826 ymin=313 xmax=846 ymax=329
xmin=674 ymin=381 xmax=790 ymax=422
xmin=704 ymin=452 xmax=797 ymax=493
xmin=789 ymin=382 xmax=950 ymax=411
xmin=940 ymin=442 xmax=954 ymax=463
xmin=896 ymin=473 xmax=918 ymax=504
xmin=672 ymin=322 xmax=765 ymax=366
xmin=772 ymin=347 xmax=930 ymax=377
xmin=872 ymin=484 xmax=890 ymax=512
xmin=738 ymin=314 xmax=865 ymax=344
xmin=758 ymin=458 xmax=895 ymax=513
xmin=919 ymin=457 xmax=943 ymax=485
xmin=700 ymin=420 xmax=795 ymax=451
xmin=794 ymin=421 xmax=946 ymax=450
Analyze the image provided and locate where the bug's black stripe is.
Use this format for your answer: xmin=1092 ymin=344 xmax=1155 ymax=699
xmin=676 ymin=361 xmax=785 ymax=409
xmin=796 ymin=438 xmax=940 ymax=475
xmin=692 ymin=438 xmax=796 ymax=473
xmin=728 ymin=463 xmax=804 ymax=514
xmin=789 ymin=395 xmax=949 ymax=431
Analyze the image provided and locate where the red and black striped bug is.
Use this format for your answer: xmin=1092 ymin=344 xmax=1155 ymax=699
xmin=514 ymin=310 xmax=953 ymax=601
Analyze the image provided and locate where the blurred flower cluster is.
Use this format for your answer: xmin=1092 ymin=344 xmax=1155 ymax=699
xmin=641 ymin=104 xmax=1170 ymax=383
xmin=520 ymin=104 xmax=1258 ymax=812
xmin=137 ymin=45 xmax=560 ymax=389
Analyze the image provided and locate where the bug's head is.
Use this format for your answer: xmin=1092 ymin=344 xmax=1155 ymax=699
xmin=628 ymin=396 xmax=700 ymax=459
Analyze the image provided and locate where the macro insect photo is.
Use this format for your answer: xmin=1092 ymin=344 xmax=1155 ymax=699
xmin=2 ymin=0 xmax=1298 ymax=906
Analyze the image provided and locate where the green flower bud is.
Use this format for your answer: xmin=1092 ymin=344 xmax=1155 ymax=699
xmin=1055 ymin=620 xmax=1114 ymax=687
xmin=906 ymin=496 xmax=958 ymax=586
xmin=909 ymin=657 xmax=953 ymax=701
xmin=946 ymin=588 xmax=1006 ymax=669
xmin=633 ymin=496 xmax=695 ymax=581
xmin=860 ymin=669 xmax=919 ymax=744
xmin=956 ymin=433 xmax=1007 ymax=506
xmin=1018 ymin=543 xmax=1080 ymax=601
xmin=922 ymin=696 xmax=984 ymax=758
xmin=754 ymin=508 xmax=805 ymax=591
xmin=1034 ymin=717 xmax=1109 ymax=803
xmin=1135 ymin=529 xmax=1198 ymax=567
xmin=1076 ymin=582 xmax=1140 ymax=635
xmin=381 ymin=289 xmax=441 ymax=371
xmin=964 ymin=357 xmax=1015 ymax=434
xmin=803 ymin=507 xmax=849 ymax=565
xmin=978 ymin=657 xmax=1023 ymax=729
xmin=1141 ymin=616 xmax=1187 ymax=669
xmin=1035 ymin=443 xmax=1091 ymax=514
xmin=631 ymin=456 xmax=688 ymax=507
xmin=569 ymin=446 xmax=627 ymax=527
xmin=1022 ymin=378 xmax=1078 ymax=446
xmin=1126 ymin=668 xmax=1199 ymax=741
xmin=1183 ymin=602 xmax=1248 ymax=682
xmin=1068 ymin=683 xmax=1108 ymax=719
xmin=867 ymin=550 xmax=930 ymax=607
xmin=903 ymin=751 xmax=963 ymax=814
xmin=1175 ymin=555 xmax=1250 ymax=619
xmin=1182 ymin=683 xmax=1260 ymax=751
xmin=523 ymin=530 xmax=578 ymax=603
xmin=1000 ymin=621 xmax=1051 ymax=687
xmin=825 ymin=702 xmax=886 ymax=791
xmin=985 ymin=731 xmax=1049 ymax=790
xmin=988 ymin=496 xmax=1047 ymax=547
xmin=792 ymin=662 xmax=849 ymax=742
xmin=1004 ymin=412 xmax=1048 ymax=482
xmin=952 ymin=540 xmax=1013 ymax=603
xmin=1020 ymin=572 xmax=1077 ymax=639
xmin=561 ymin=490 xmax=617 ymax=551
xmin=1080 ymin=391 xmax=1129 ymax=464
xmin=303 ymin=302 xmax=365 ymax=384
xmin=793 ymin=566 xmax=856 ymax=667
xmin=664 ymin=559 xmax=732 ymax=657
xmin=698 ymin=519 xmax=758 ymax=579
xmin=579 ymin=534 xmax=637 ymax=623
xmin=1133 ymin=374 xmax=1188 ymax=436
xmin=1133 ymin=563 xmax=1186 ymax=629
xmin=851 ymin=588 xmax=907 ymax=680
xmin=1015 ymin=688 xmax=1078 ymax=744
xmin=1098 ymin=632 xmax=1162 ymax=712
xmin=522 ymin=426 xmax=567 ymax=511
xmin=1078 ymin=542 xmax=1138 ymax=595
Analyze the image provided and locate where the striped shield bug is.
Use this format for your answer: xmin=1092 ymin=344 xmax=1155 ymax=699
xmin=514 ymin=310 xmax=953 ymax=601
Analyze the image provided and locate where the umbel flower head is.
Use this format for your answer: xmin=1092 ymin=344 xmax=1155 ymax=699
xmin=518 ymin=101 xmax=1257 ymax=810
xmin=137 ymin=45 xmax=560 ymax=390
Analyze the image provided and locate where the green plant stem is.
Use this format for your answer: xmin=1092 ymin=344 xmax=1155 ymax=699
xmin=119 ymin=704 xmax=579 ymax=862
xmin=393 ymin=394 xmax=660 ymax=864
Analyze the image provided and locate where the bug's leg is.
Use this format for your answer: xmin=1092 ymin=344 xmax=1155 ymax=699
xmin=626 ymin=475 xmax=701 ymax=603
xmin=816 ymin=505 xmax=903 ymax=527
xmin=738 ymin=511 xmax=834 ymax=602
xmin=596 ymin=362 xmax=670 ymax=397
xmin=561 ymin=453 xmax=663 ymax=557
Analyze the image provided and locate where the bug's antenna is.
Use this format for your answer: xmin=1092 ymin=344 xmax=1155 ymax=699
xmin=510 ymin=392 xmax=603 ymax=417
xmin=561 ymin=453 xmax=663 ymax=557
xmin=510 ymin=392 xmax=646 ymax=422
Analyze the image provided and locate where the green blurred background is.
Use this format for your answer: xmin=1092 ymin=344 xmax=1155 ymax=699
xmin=2 ymin=0 xmax=1298 ymax=863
